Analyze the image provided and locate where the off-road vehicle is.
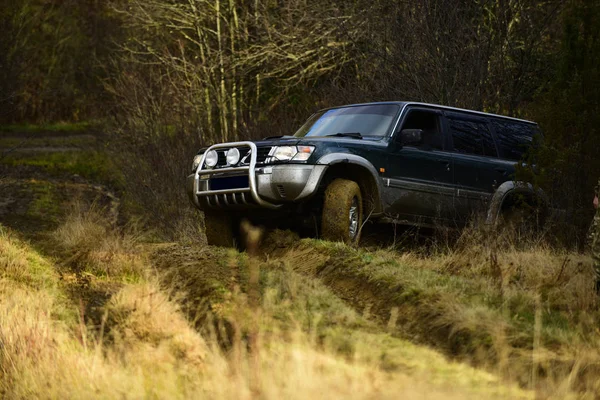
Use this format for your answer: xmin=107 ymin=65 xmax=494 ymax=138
xmin=186 ymin=102 xmax=545 ymax=246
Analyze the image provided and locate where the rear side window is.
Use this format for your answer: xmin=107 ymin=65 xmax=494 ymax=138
xmin=490 ymin=120 xmax=535 ymax=161
xmin=447 ymin=117 xmax=497 ymax=157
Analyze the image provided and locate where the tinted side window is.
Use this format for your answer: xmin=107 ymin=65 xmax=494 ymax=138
xmin=448 ymin=118 xmax=497 ymax=157
xmin=490 ymin=120 xmax=535 ymax=161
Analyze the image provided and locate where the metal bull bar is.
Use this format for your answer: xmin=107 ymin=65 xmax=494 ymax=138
xmin=194 ymin=141 xmax=281 ymax=209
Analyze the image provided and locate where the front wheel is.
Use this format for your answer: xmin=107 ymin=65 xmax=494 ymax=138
xmin=321 ymin=179 xmax=363 ymax=244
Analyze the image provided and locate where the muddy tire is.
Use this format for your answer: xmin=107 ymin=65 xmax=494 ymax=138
xmin=204 ymin=211 xmax=237 ymax=247
xmin=321 ymin=179 xmax=363 ymax=244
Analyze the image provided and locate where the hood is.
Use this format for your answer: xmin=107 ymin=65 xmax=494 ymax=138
xmin=254 ymin=135 xmax=386 ymax=148
xmin=196 ymin=135 xmax=387 ymax=155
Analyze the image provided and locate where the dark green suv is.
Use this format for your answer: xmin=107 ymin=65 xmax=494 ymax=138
xmin=186 ymin=102 xmax=544 ymax=246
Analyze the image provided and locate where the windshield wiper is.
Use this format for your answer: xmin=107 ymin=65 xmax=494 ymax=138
xmin=325 ymin=132 xmax=363 ymax=139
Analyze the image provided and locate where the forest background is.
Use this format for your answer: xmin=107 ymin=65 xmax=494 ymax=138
xmin=2 ymin=0 xmax=599 ymax=242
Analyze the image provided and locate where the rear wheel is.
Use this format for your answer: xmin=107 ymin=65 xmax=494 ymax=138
xmin=204 ymin=211 xmax=238 ymax=247
xmin=321 ymin=179 xmax=363 ymax=244
xmin=500 ymin=205 xmax=545 ymax=238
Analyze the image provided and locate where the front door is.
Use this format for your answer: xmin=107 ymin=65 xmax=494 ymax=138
xmin=383 ymin=108 xmax=455 ymax=224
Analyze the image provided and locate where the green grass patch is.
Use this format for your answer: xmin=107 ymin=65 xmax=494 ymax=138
xmin=0 ymin=225 xmax=76 ymax=324
xmin=27 ymin=181 xmax=61 ymax=221
xmin=0 ymin=121 xmax=95 ymax=134
xmin=2 ymin=151 xmax=125 ymax=189
xmin=0 ymin=135 xmax=96 ymax=148
xmin=323 ymin=241 xmax=583 ymax=346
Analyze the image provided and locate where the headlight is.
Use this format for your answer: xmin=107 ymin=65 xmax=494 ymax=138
xmin=271 ymin=146 xmax=315 ymax=162
xmin=205 ymin=150 xmax=218 ymax=168
xmin=226 ymin=148 xmax=240 ymax=165
xmin=192 ymin=154 xmax=203 ymax=171
xmin=272 ymin=146 xmax=297 ymax=161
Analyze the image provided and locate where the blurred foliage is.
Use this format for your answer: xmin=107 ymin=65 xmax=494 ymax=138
xmin=523 ymin=0 xmax=600 ymax=243
xmin=0 ymin=0 xmax=121 ymax=122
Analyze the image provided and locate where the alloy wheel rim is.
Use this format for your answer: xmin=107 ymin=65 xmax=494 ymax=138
xmin=349 ymin=197 xmax=359 ymax=240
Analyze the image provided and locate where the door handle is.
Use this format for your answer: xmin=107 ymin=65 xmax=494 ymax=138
xmin=494 ymin=168 xmax=507 ymax=176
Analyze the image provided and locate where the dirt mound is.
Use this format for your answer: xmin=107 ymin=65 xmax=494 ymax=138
xmin=150 ymin=244 xmax=242 ymax=334
xmin=259 ymin=229 xmax=304 ymax=256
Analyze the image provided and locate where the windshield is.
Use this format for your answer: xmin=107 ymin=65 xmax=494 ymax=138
xmin=294 ymin=104 xmax=400 ymax=138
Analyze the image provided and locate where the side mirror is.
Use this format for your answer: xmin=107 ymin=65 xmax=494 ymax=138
xmin=400 ymin=129 xmax=423 ymax=145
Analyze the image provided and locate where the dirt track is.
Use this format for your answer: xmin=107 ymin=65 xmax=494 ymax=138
xmin=0 ymin=129 xmax=118 ymax=236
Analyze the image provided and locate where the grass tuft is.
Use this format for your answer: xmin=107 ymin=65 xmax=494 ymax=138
xmin=53 ymin=208 xmax=146 ymax=281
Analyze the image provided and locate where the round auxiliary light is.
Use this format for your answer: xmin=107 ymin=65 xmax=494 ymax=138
xmin=226 ymin=148 xmax=240 ymax=165
xmin=205 ymin=150 xmax=218 ymax=168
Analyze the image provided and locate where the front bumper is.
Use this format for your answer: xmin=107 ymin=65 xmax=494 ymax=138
xmin=186 ymin=141 xmax=326 ymax=211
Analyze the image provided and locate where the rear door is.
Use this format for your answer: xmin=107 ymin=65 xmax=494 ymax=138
xmin=383 ymin=107 xmax=455 ymax=223
xmin=444 ymin=112 xmax=507 ymax=221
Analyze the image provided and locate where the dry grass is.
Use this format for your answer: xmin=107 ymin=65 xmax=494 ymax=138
xmin=0 ymin=227 xmax=62 ymax=293
xmin=0 ymin=217 xmax=537 ymax=399
xmin=105 ymin=281 xmax=208 ymax=365
xmin=53 ymin=207 xmax=146 ymax=280
xmin=2 ymin=222 xmax=212 ymax=399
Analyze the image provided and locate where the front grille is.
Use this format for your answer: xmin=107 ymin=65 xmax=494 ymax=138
xmin=213 ymin=146 xmax=272 ymax=169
